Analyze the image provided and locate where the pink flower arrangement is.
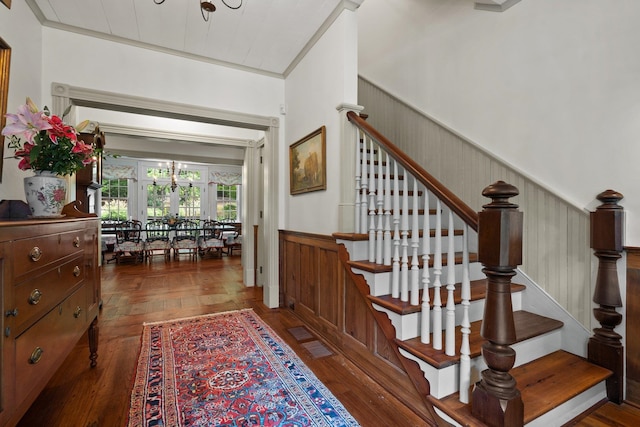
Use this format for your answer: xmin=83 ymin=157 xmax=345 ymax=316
xmin=2 ymin=97 xmax=96 ymax=176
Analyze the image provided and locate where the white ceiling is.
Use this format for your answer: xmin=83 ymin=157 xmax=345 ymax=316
xmin=26 ymin=0 xmax=348 ymax=77
xmin=23 ymin=0 xmax=362 ymax=164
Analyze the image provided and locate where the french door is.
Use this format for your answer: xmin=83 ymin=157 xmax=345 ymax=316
xmin=144 ymin=182 xmax=204 ymax=222
xmin=139 ymin=161 xmax=207 ymax=224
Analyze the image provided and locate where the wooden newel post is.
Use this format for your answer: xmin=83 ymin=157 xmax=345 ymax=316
xmin=472 ymin=181 xmax=524 ymax=427
xmin=589 ymin=189 xmax=624 ymax=403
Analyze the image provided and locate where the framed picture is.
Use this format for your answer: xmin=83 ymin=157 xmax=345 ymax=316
xmin=289 ymin=126 xmax=326 ymax=195
xmin=1 ymin=0 xmax=10 ymax=9
xmin=0 ymin=38 xmax=10 ymax=182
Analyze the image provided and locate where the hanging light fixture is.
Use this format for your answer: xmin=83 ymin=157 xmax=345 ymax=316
xmin=153 ymin=0 xmax=243 ymax=22
xmin=154 ymin=161 xmax=187 ymax=192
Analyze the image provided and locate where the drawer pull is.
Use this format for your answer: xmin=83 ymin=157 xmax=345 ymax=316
xmin=28 ymin=289 xmax=42 ymax=305
xmin=73 ymin=236 xmax=81 ymax=247
xmin=29 ymin=246 xmax=42 ymax=262
xmin=74 ymin=306 xmax=82 ymax=318
xmin=5 ymin=327 xmax=10 ymax=338
xmin=73 ymin=266 xmax=81 ymax=277
xmin=29 ymin=347 xmax=44 ymax=364
xmin=5 ymin=308 xmax=18 ymax=317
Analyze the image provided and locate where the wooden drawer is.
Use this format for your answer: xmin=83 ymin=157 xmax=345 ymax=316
xmin=13 ymin=254 xmax=85 ymax=335
xmin=12 ymin=230 xmax=84 ymax=280
xmin=14 ymin=285 xmax=87 ymax=406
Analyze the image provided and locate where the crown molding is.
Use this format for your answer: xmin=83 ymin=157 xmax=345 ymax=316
xmin=283 ymin=0 xmax=363 ymax=78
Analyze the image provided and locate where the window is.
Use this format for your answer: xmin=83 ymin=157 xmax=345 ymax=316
xmin=101 ymin=178 xmax=129 ymax=221
xmin=217 ymin=184 xmax=238 ymax=222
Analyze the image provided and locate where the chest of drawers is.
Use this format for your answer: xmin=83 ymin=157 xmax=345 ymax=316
xmin=0 ymin=218 xmax=100 ymax=427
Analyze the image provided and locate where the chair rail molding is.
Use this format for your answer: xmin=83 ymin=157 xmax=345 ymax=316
xmin=475 ymin=0 xmax=522 ymax=12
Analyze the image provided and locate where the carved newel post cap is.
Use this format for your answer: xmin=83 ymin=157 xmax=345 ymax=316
xmin=596 ymin=189 xmax=624 ymax=210
xmin=482 ymin=181 xmax=519 ymax=209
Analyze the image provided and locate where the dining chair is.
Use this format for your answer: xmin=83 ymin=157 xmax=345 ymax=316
xmin=172 ymin=219 xmax=200 ymax=260
xmin=114 ymin=220 xmax=144 ymax=263
xmin=198 ymin=220 xmax=225 ymax=258
xmin=144 ymin=219 xmax=171 ymax=261
xmin=222 ymin=223 xmax=242 ymax=256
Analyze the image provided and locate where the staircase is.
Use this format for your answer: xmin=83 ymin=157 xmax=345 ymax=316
xmin=333 ymin=111 xmax=623 ymax=427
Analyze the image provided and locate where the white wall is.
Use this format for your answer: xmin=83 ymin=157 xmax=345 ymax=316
xmin=41 ymin=28 xmax=285 ymax=120
xmin=284 ymin=9 xmax=359 ymax=234
xmin=0 ymin=1 xmax=43 ymax=200
xmin=358 ymin=0 xmax=640 ymax=245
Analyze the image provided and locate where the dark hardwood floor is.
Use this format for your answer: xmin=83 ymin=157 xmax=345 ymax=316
xmin=15 ymin=253 xmax=640 ymax=427
xmin=17 ymin=254 xmax=427 ymax=427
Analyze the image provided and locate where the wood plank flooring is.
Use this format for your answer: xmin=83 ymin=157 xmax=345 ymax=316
xmin=14 ymin=254 xmax=640 ymax=427
xmin=16 ymin=255 xmax=427 ymax=427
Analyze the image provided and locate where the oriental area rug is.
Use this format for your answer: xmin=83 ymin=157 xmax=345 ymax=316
xmin=127 ymin=309 xmax=360 ymax=427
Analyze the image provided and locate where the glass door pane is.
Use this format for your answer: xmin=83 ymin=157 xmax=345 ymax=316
xmin=146 ymin=183 xmax=171 ymax=221
xmin=179 ymin=184 xmax=202 ymax=220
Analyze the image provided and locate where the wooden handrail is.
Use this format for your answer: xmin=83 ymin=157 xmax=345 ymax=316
xmin=347 ymin=111 xmax=479 ymax=231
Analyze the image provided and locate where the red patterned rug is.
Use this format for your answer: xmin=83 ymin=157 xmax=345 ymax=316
xmin=127 ymin=309 xmax=360 ymax=426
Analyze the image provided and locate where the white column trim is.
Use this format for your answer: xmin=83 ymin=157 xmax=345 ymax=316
xmin=337 ymin=103 xmax=364 ymax=233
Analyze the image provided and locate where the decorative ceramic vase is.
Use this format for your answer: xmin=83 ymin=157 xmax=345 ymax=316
xmin=24 ymin=171 xmax=67 ymax=218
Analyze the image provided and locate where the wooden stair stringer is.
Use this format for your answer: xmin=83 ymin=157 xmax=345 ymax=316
xmin=335 ymin=243 xmax=450 ymax=427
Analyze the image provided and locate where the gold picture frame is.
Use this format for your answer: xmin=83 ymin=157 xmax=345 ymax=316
xmin=289 ymin=126 xmax=326 ymax=195
xmin=0 ymin=38 xmax=11 ymax=182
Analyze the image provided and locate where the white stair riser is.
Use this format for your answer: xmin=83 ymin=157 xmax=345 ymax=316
xmin=336 ymin=240 xmax=366 ymax=261
xmin=345 ymin=234 xmax=475 ymax=256
xmin=525 ymin=382 xmax=607 ymax=427
xmin=351 ymin=262 xmax=486 ymax=298
xmin=372 ymin=304 xmax=420 ymax=340
xmin=352 ymin=269 xmax=392 ymax=296
xmin=372 ymin=293 xmax=523 ymax=341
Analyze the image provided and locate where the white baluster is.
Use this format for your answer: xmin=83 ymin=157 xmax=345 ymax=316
xmin=432 ymin=199 xmax=443 ymax=350
xmin=360 ymin=137 xmax=368 ymax=234
xmin=354 ymin=129 xmax=362 ymax=233
xmin=400 ymin=170 xmax=409 ymax=302
xmin=459 ymin=223 xmax=471 ymax=403
xmin=445 ymin=209 xmax=456 ymax=356
xmin=391 ymin=160 xmax=400 ymax=299
xmin=410 ymin=177 xmax=420 ymax=305
xmin=368 ymin=139 xmax=376 ymax=262
xmin=421 ymin=187 xmax=431 ymax=344
xmin=376 ymin=145 xmax=384 ymax=264
xmin=383 ymin=152 xmax=392 ymax=266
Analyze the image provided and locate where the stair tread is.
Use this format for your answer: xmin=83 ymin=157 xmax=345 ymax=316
xmin=434 ymin=350 xmax=612 ymax=425
xmin=397 ymin=310 xmax=563 ymax=369
xmin=334 ymin=228 xmax=463 ymax=242
xmin=369 ymin=279 xmax=526 ymax=315
xmin=347 ymin=251 xmax=479 ymax=273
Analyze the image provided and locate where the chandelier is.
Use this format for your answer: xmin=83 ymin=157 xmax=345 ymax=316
xmin=153 ymin=161 xmax=191 ymax=192
xmin=153 ymin=0 xmax=243 ymax=22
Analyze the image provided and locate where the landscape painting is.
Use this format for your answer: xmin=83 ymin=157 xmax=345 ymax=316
xmin=289 ymin=126 xmax=326 ymax=195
